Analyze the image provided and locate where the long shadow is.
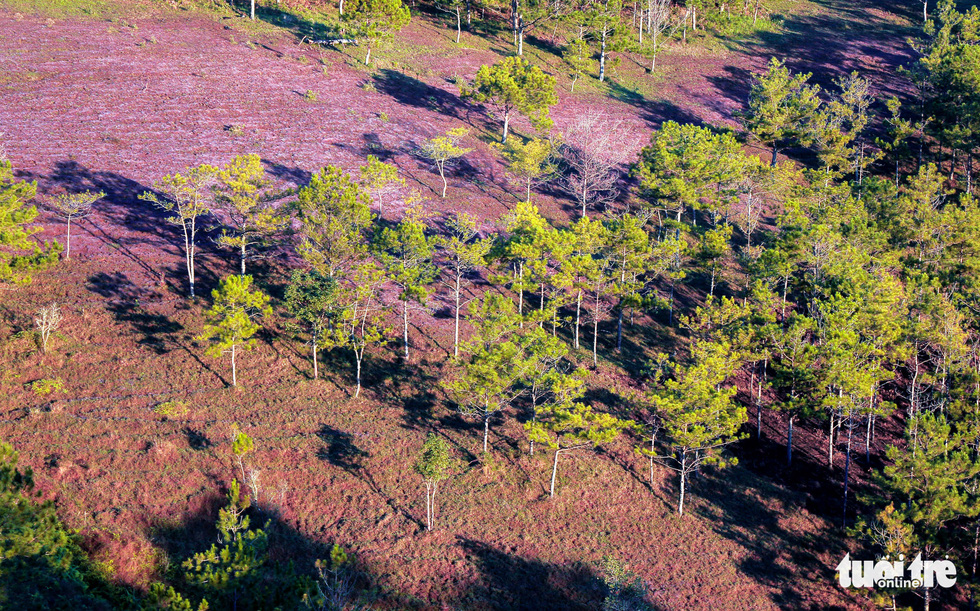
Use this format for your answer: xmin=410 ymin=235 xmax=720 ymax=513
xmin=316 ymin=424 xmax=369 ymax=471
xmin=86 ymin=271 xmax=180 ymax=353
xmin=41 ymin=161 xmax=169 ymax=277
xmin=149 ymin=484 xmax=386 ymax=610
xmin=315 ymin=423 xmax=425 ymax=530
xmin=371 ymin=69 xmax=462 ymax=118
xmin=48 ymin=160 xmax=175 ymax=242
xmin=710 ymin=0 xmax=916 ymax=105
xmin=262 ymin=159 xmax=312 ymax=186
xmin=604 ymin=80 xmax=708 ymax=127
xmin=361 ymin=132 xmax=398 ymax=161
xmin=688 ymin=463 xmax=861 ymax=611
xmin=249 ymin=5 xmax=339 ymax=43
xmin=455 ymin=538 xmax=628 ymax=611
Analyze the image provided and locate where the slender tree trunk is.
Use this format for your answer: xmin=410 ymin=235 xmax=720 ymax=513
xmin=678 ymin=453 xmax=686 ymax=515
xmin=593 ymin=318 xmax=599 ymax=367
xmin=231 ymin=342 xmax=238 ymax=387
xmin=592 ymin=291 xmax=601 ymax=366
xmin=828 ymin=410 xmax=835 ymax=468
xmin=403 ymin=299 xmax=410 ymax=359
xmin=598 ymin=29 xmax=607 ymax=82
xmin=574 ymin=289 xmax=582 ymax=349
xmin=425 ymin=481 xmax=432 ymax=530
xmin=842 ymin=409 xmax=854 ymax=527
xmin=312 ymin=340 xmax=318 ymax=380
xmin=250 ymin=0 xmax=255 ymax=20
xmin=431 ymin=482 xmax=438 ymax=530
xmin=649 ymin=431 xmax=656 ymax=488
xmin=518 ymin=260 xmax=524 ymax=325
xmin=66 ymin=218 xmax=72 ymax=260
xmin=440 ymin=166 xmax=448 ymax=197
xmin=756 ymin=359 xmax=766 ymax=438
xmin=616 ymin=307 xmax=624 ymax=352
xmin=774 ymin=277 xmax=786 ymax=323
xmin=340 ymin=0 xmax=344 ymax=15
xmin=770 ymin=144 xmax=778 ymax=166
xmin=571 ymin=75 xmax=578 ymax=93
xmin=354 ymin=351 xmax=362 ymax=398
xmin=185 ymin=222 xmax=196 ymax=299
xmin=512 ymin=0 xmax=519 ymax=44
xmin=365 ymin=45 xmax=371 ymax=65
xmin=456 ymin=8 xmax=462 ymax=43
xmin=968 ymin=151 xmax=974 ymax=195
xmin=453 ymin=274 xmax=461 ymax=357
xmin=787 ymin=415 xmax=794 ymax=466
xmin=865 ymin=413 xmax=872 ymax=463
xmin=483 ymin=416 xmax=490 ymax=453
xmin=550 ymin=448 xmax=560 ymax=497
xmin=517 ymin=18 xmax=524 ymax=55
xmin=502 ymin=112 xmax=511 ymax=143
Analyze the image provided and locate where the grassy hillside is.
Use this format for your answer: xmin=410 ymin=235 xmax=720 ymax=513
xmin=0 ymin=0 xmax=926 ymax=608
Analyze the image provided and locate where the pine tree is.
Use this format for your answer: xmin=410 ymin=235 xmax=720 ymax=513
xmin=497 ymin=137 xmax=556 ymax=201
xmin=742 ymin=57 xmax=822 ymax=165
xmin=418 ymin=128 xmax=471 ymax=198
xmin=442 ymin=294 xmax=530 ymax=454
xmin=323 ymin=262 xmax=390 ymax=398
xmin=214 ymin=154 xmax=287 ymax=276
xmin=375 ymin=208 xmax=438 ymax=359
xmin=462 ymin=56 xmax=558 ymax=143
xmin=342 ymin=0 xmax=411 ymax=64
xmin=198 ymin=275 xmax=272 ymax=387
xmin=526 ymin=372 xmax=636 ymax=496
xmin=359 ymin=154 xmax=404 ymax=216
xmin=283 ymin=269 xmax=338 ymax=380
xmin=435 ymin=211 xmax=493 ymax=358
xmin=140 ymin=164 xmax=217 ymax=298
xmin=182 ymin=479 xmax=269 ymax=606
xmin=47 ymin=189 xmax=103 ymax=261
xmin=296 ymin=166 xmax=374 ymax=279
xmin=1 ymin=162 xmax=61 ymax=287
xmin=413 ymin=434 xmax=458 ymax=530
xmin=642 ymin=340 xmax=746 ymax=515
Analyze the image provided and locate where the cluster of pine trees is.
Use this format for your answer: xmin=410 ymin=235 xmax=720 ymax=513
xmin=3 ymin=0 xmax=980 ymax=609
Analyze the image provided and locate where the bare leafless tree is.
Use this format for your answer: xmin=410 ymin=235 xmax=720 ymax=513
xmin=558 ymin=113 xmax=627 ymax=218
xmin=35 ymin=302 xmax=62 ymax=353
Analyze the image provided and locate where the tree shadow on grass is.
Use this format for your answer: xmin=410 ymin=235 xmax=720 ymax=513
xmin=316 ymin=424 xmax=369 ymax=472
xmin=39 ymin=160 xmax=167 ymax=277
xmin=687 ymin=464 xmax=860 ymax=611
xmin=315 ymin=423 xmax=425 ymax=531
xmin=149 ymin=485 xmax=388 ymax=610
xmin=454 ymin=538 xmax=614 ymax=611
xmin=86 ymin=271 xmax=181 ymax=354
xmin=250 ymin=5 xmax=340 ymax=43
xmin=604 ymin=80 xmax=709 ymax=127
xmin=371 ymin=69 xmax=462 ymax=118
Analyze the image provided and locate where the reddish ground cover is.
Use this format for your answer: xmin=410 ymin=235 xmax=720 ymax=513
xmin=0 ymin=1 xmax=916 ymax=608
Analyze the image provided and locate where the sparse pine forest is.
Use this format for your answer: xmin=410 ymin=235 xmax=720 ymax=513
xmin=2 ymin=0 xmax=980 ymax=609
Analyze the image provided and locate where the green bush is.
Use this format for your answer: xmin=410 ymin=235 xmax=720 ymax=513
xmin=28 ymin=378 xmax=66 ymax=396
xmin=155 ymin=400 xmax=189 ymax=419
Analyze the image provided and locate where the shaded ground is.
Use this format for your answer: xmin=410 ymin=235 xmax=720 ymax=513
xmin=0 ymin=1 xmax=921 ymax=608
